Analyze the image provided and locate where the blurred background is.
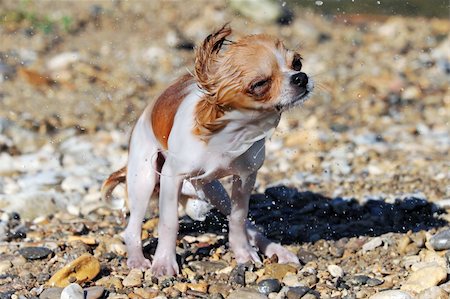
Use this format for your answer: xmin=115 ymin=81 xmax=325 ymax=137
xmin=0 ymin=0 xmax=449 ymax=218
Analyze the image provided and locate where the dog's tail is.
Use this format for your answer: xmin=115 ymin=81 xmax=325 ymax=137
xmin=101 ymin=166 xmax=127 ymax=202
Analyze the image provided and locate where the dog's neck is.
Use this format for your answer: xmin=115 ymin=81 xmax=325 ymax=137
xmin=207 ymin=108 xmax=281 ymax=157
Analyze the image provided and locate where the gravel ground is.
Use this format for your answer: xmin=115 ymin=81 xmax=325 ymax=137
xmin=0 ymin=1 xmax=449 ymax=299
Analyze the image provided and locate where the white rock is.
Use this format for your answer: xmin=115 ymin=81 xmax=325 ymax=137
xmin=17 ymin=170 xmax=61 ymax=191
xmin=47 ymin=52 xmax=81 ymax=70
xmin=369 ymin=290 xmax=413 ymax=299
xmin=61 ymin=283 xmax=84 ymax=299
xmin=0 ymin=260 xmax=12 ymax=274
xmin=362 ymin=237 xmax=383 ymax=252
xmin=122 ymin=269 xmax=143 ymax=287
xmin=435 ymin=199 xmax=450 ymax=209
xmin=282 ymin=273 xmax=303 ymax=287
xmin=0 ymin=191 xmax=65 ymax=220
xmin=401 ymin=265 xmax=447 ymax=293
xmin=327 ymin=264 xmax=344 ymax=278
xmin=0 ymin=153 xmax=15 ymax=175
xmin=417 ymin=286 xmax=448 ymax=299
xmin=229 ymin=0 xmax=281 ymax=23
xmin=61 ymin=176 xmax=93 ymax=193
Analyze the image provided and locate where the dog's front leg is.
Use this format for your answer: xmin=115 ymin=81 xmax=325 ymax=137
xmin=202 ymin=180 xmax=298 ymax=264
xmin=151 ymin=159 xmax=182 ymax=276
xmin=229 ymin=172 xmax=262 ymax=264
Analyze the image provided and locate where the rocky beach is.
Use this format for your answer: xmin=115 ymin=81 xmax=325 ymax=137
xmin=0 ymin=1 xmax=449 ymax=298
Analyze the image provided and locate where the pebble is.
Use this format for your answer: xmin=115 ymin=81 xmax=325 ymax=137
xmin=286 ymin=286 xmax=310 ymax=299
xmin=282 ymin=273 xmax=303 ymax=287
xmin=189 ymin=261 xmax=228 ymax=273
xmin=347 ymin=275 xmax=369 ymax=286
xmin=61 ymin=283 xmax=84 ymax=299
xmin=264 ymin=264 xmax=297 ymax=280
xmin=430 ymin=229 xmax=450 ymax=250
xmin=366 ymin=278 xmax=384 ymax=287
xmin=47 ymin=253 xmax=101 ymax=287
xmin=417 ymin=286 xmax=448 ymax=299
xmin=229 ymin=0 xmax=281 ymax=23
xmin=18 ymin=246 xmax=53 ymax=260
xmin=84 ymin=286 xmax=105 ymax=299
xmin=0 ymin=260 xmax=12 ymax=274
xmin=369 ymin=290 xmax=413 ymax=299
xmin=327 ymin=264 xmax=344 ymax=278
xmin=230 ymin=265 xmax=246 ymax=285
xmin=258 ymin=279 xmax=281 ymax=294
xmin=362 ymin=237 xmax=383 ymax=252
xmin=228 ymin=288 xmax=268 ymax=299
xmin=39 ymin=288 xmax=63 ymax=299
xmin=296 ymin=249 xmax=318 ymax=264
xmin=245 ymin=271 xmax=258 ymax=284
xmin=400 ymin=265 xmax=447 ymax=293
xmin=187 ymin=281 xmax=208 ymax=293
xmin=208 ymin=283 xmax=232 ymax=297
xmin=122 ymin=269 xmax=143 ymax=287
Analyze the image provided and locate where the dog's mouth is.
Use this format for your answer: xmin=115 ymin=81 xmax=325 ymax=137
xmin=275 ymin=90 xmax=311 ymax=112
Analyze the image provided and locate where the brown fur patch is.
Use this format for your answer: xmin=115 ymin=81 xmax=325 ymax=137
xmin=193 ymin=31 xmax=286 ymax=138
xmin=101 ymin=166 xmax=127 ymax=201
xmin=151 ymin=73 xmax=194 ymax=149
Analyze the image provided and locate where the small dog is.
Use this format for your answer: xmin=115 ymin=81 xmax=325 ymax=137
xmin=102 ymin=25 xmax=314 ymax=276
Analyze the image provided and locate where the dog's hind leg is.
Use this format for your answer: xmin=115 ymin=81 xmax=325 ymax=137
xmin=124 ymin=116 xmax=159 ymax=269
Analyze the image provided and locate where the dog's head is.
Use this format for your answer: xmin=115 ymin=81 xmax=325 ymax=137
xmin=194 ymin=25 xmax=314 ymax=114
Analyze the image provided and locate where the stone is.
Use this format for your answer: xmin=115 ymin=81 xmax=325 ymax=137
xmin=84 ymin=286 xmax=104 ymax=299
xmin=366 ymin=278 xmax=384 ymax=287
xmin=230 ymin=264 xmax=246 ymax=285
xmin=401 ymin=266 xmax=447 ymax=293
xmin=122 ymin=269 xmax=143 ymax=287
xmin=0 ymin=260 xmax=12 ymax=274
xmin=187 ymin=281 xmax=208 ymax=293
xmin=18 ymin=246 xmax=53 ymax=260
xmin=258 ymin=279 xmax=281 ymax=294
xmin=134 ymin=287 xmax=159 ymax=299
xmin=430 ymin=229 xmax=450 ymax=250
xmin=245 ymin=271 xmax=258 ymax=284
xmin=362 ymin=237 xmax=383 ymax=252
xmin=208 ymin=283 xmax=232 ymax=297
xmin=417 ymin=286 xmax=448 ymax=299
xmin=47 ymin=253 xmax=101 ymax=287
xmin=296 ymin=249 xmax=317 ymax=264
xmin=347 ymin=275 xmax=369 ymax=286
xmin=282 ymin=273 xmax=303 ymax=287
xmin=286 ymin=287 xmax=311 ymax=299
xmin=189 ymin=261 xmax=227 ymax=273
xmin=229 ymin=0 xmax=282 ymax=23
xmin=39 ymin=288 xmax=63 ymax=299
xmin=227 ymin=288 xmax=268 ymax=299
xmin=327 ymin=264 xmax=344 ymax=278
xmin=264 ymin=264 xmax=297 ymax=281
xmin=369 ymin=290 xmax=413 ymax=299
xmin=61 ymin=283 xmax=84 ymax=299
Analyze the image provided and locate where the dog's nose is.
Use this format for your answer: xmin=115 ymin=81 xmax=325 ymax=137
xmin=291 ymin=72 xmax=308 ymax=88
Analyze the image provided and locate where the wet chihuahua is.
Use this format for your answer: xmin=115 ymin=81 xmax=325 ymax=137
xmin=102 ymin=25 xmax=314 ymax=276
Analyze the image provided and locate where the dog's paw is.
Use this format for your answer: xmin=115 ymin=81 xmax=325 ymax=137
xmin=264 ymin=243 xmax=300 ymax=264
xmin=232 ymin=244 xmax=262 ymax=265
xmin=151 ymin=254 xmax=179 ymax=276
xmin=127 ymin=255 xmax=152 ymax=269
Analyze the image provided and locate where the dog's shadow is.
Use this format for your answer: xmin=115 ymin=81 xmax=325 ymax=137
xmin=178 ymin=185 xmax=447 ymax=245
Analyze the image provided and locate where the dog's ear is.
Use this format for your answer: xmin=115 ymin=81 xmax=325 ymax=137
xmin=195 ymin=25 xmax=232 ymax=95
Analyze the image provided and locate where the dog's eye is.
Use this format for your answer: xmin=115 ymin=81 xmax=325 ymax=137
xmin=249 ymin=79 xmax=271 ymax=96
xmin=252 ymin=79 xmax=269 ymax=89
xmin=292 ymin=54 xmax=302 ymax=71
